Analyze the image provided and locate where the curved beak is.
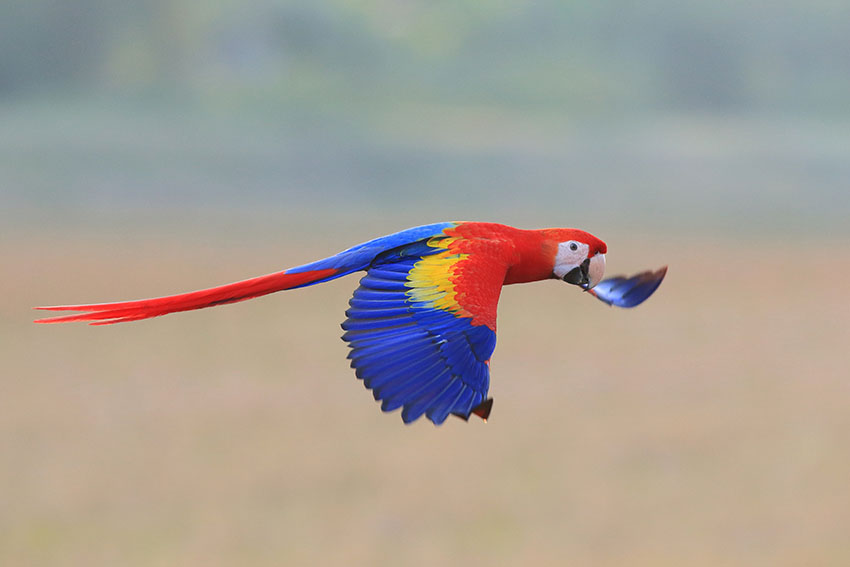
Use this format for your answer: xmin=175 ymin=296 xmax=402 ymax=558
xmin=562 ymin=253 xmax=606 ymax=290
xmin=586 ymin=252 xmax=605 ymax=290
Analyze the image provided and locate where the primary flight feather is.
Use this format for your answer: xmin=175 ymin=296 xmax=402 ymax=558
xmin=35 ymin=222 xmax=666 ymax=425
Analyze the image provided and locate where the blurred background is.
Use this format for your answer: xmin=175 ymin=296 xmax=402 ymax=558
xmin=2 ymin=1 xmax=849 ymax=565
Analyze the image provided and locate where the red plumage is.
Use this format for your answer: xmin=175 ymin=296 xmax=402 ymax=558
xmin=32 ymin=221 xmax=665 ymax=425
xmin=34 ymin=268 xmax=338 ymax=325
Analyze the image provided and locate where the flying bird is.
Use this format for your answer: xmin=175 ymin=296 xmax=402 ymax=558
xmin=35 ymin=222 xmax=666 ymax=425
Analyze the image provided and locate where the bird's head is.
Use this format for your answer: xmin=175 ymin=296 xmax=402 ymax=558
xmin=547 ymin=229 xmax=607 ymax=290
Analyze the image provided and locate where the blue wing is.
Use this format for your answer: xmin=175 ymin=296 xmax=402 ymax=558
xmin=590 ymin=266 xmax=667 ymax=308
xmin=341 ymin=242 xmax=498 ymax=425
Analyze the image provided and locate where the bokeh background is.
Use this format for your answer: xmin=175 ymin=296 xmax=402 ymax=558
xmin=3 ymin=1 xmax=850 ymax=565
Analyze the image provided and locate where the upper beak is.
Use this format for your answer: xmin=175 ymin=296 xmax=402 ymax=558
xmin=586 ymin=253 xmax=605 ymax=290
xmin=563 ymin=253 xmax=606 ymax=290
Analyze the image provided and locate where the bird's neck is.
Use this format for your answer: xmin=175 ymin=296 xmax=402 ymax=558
xmin=503 ymin=229 xmax=557 ymax=285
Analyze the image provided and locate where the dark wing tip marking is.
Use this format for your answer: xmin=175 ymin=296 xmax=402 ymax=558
xmin=453 ymin=397 xmax=493 ymax=422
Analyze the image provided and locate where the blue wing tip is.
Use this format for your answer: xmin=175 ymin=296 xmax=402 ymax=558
xmin=591 ymin=265 xmax=667 ymax=308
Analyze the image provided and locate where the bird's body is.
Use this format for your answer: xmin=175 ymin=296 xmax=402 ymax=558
xmin=36 ymin=222 xmax=666 ymax=425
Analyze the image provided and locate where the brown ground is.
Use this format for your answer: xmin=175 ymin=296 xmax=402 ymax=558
xmin=3 ymin=225 xmax=849 ymax=566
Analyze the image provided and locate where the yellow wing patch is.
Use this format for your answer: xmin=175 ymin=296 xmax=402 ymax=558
xmin=406 ymin=237 xmax=471 ymax=317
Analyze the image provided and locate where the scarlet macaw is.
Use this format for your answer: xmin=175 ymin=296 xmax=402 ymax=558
xmin=35 ymin=222 xmax=666 ymax=425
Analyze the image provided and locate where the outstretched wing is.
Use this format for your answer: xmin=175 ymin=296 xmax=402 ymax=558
xmin=341 ymin=233 xmax=512 ymax=425
xmin=589 ymin=266 xmax=667 ymax=308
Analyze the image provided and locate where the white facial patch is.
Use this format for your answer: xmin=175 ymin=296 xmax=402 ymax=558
xmin=553 ymin=240 xmax=589 ymax=279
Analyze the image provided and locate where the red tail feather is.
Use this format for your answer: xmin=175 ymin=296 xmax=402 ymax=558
xmin=34 ymin=268 xmax=338 ymax=325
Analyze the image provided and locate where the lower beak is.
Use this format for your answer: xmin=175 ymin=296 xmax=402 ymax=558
xmin=563 ymin=259 xmax=591 ymax=287
xmin=563 ymin=253 xmax=606 ymax=290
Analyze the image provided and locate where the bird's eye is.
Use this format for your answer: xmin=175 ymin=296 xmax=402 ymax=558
xmin=569 ymin=242 xmax=578 ymax=251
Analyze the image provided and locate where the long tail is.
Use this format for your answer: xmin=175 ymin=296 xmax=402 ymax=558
xmin=34 ymin=222 xmax=458 ymax=326
xmin=34 ymin=266 xmax=343 ymax=325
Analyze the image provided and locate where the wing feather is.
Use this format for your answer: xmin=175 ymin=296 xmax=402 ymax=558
xmin=402 ymin=378 xmax=462 ymax=424
xmin=590 ymin=266 xmax=668 ymax=308
xmin=428 ymin=385 xmax=474 ymax=424
xmin=342 ymin=233 xmax=510 ymax=424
